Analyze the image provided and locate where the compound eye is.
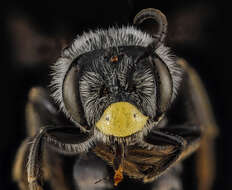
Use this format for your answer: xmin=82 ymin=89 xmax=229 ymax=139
xmin=63 ymin=65 xmax=85 ymax=124
xmin=149 ymin=56 xmax=172 ymax=113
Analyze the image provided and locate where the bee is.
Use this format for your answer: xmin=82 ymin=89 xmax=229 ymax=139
xmin=13 ymin=8 xmax=218 ymax=190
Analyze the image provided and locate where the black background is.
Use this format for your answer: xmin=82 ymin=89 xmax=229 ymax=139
xmin=0 ymin=0 xmax=229 ymax=189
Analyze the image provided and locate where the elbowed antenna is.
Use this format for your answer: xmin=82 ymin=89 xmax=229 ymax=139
xmin=134 ymin=8 xmax=173 ymax=117
xmin=133 ymin=8 xmax=168 ymax=48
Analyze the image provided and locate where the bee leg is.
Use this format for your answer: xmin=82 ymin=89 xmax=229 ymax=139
xmin=159 ymin=124 xmax=202 ymax=160
xmin=94 ymin=128 xmax=190 ymax=185
xmin=127 ymin=129 xmax=186 ymax=183
xmin=138 ymin=124 xmax=203 ymax=183
xmin=24 ymin=87 xmax=64 ymax=136
xmin=13 ymin=139 xmax=31 ymax=190
xmin=13 ymin=87 xmax=62 ymax=190
xmin=196 ymin=130 xmax=217 ymax=190
xmin=177 ymin=58 xmax=218 ymax=190
xmin=27 ymin=125 xmax=94 ymax=190
xmin=13 ymin=87 xmax=94 ymax=190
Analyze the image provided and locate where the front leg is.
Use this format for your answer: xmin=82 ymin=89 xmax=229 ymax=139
xmin=160 ymin=124 xmax=202 ymax=160
xmin=93 ymin=126 xmax=195 ymax=184
xmin=137 ymin=124 xmax=201 ymax=182
xmin=27 ymin=126 xmax=95 ymax=190
xmin=127 ymin=128 xmax=186 ymax=183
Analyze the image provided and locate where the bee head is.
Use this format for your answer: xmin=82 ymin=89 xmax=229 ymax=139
xmin=50 ymin=9 xmax=183 ymax=138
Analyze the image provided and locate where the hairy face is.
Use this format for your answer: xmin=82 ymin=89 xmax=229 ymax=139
xmin=77 ymin=47 xmax=157 ymax=127
xmin=51 ymin=27 xmax=182 ymax=138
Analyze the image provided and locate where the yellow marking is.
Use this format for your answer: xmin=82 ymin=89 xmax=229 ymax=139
xmin=114 ymin=165 xmax=123 ymax=186
xmin=96 ymin=102 xmax=148 ymax=137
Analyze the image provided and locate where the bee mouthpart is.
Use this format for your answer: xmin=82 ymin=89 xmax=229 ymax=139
xmin=114 ymin=165 xmax=123 ymax=186
xmin=96 ymin=102 xmax=148 ymax=137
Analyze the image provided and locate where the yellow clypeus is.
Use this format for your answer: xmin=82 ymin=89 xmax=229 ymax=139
xmin=96 ymin=102 xmax=148 ymax=137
